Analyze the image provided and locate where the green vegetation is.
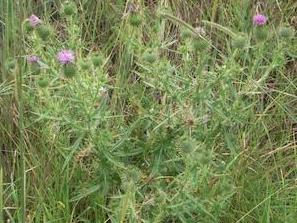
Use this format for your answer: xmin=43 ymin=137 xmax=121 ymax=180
xmin=1 ymin=0 xmax=297 ymax=222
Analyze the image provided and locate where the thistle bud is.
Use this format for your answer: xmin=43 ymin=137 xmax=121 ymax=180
xmin=24 ymin=20 xmax=33 ymax=33
xmin=129 ymin=14 xmax=142 ymax=27
xmin=254 ymin=27 xmax=269 ymax=41
xmin=63 ymin=2 xmax=77 ymax=16
xmin=38 ymin=78 xmax=49 ymax=88
xmin=92 ymin=54 xmax=104 ymax=67
xmin=199 ymin=149 xmax=212 ymax=165
xmin=6 ymin=59 xmax=17 ymax=80
xmin=36 ymin=25 xmax=52 ymax=41
xmin=180 ymin=28 xmax=193 ymax=39
xmin=180 ymin=139 xmax=196 ymax=153
xmin=232 ymin=34 xmax=248 ymax=49
xmin=142 ymin=50 xmax=157 ymax=64
xmin=31 ymin=63 xmax=41 ymax=75
xmin=192 ymin=38 xmax=210 ymax=51
xmin=218 ymin=179 xmax=233 ymax=194
xmin=80 ymin=61 xmax=90 ymax=71
xmin=278 ymin=26 xmax=295 ymax=40
xmin=6 ymin=59 xmax=16 ymax=70
xmin=63 ymin=64 xmax=76 ymax=78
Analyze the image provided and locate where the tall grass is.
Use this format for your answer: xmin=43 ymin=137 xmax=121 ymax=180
xmin=1 ymin=0 xmax=297 ymax=222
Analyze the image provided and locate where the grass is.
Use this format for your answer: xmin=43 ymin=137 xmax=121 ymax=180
xmin=1 ymin=0 xmax=297 ymax=222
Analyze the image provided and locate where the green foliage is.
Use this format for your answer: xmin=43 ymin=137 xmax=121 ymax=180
xmin=1 ymin=1 xmax=297 ymax=222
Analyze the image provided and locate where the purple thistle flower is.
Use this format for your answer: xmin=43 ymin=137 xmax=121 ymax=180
xmin=27 ymin=55 xmax=40 ymax=64
xmin=29 ymin=14 xmax=42 ymax=27
xmin=253 ymin=14 xmax=267 ymax=26
xmin=57 ymin=50 xmax=75 ymax=65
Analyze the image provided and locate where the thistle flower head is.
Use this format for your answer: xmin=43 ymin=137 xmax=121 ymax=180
xmin=57 ymin=50 xmax=75 ymax=65
xmin=27 ymin=55 xmax=40 ymax=64
xmin=253 ymin=14 xmax=267 ymax=26
xmin=29 ymin=14 xmax=42 ymax=27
